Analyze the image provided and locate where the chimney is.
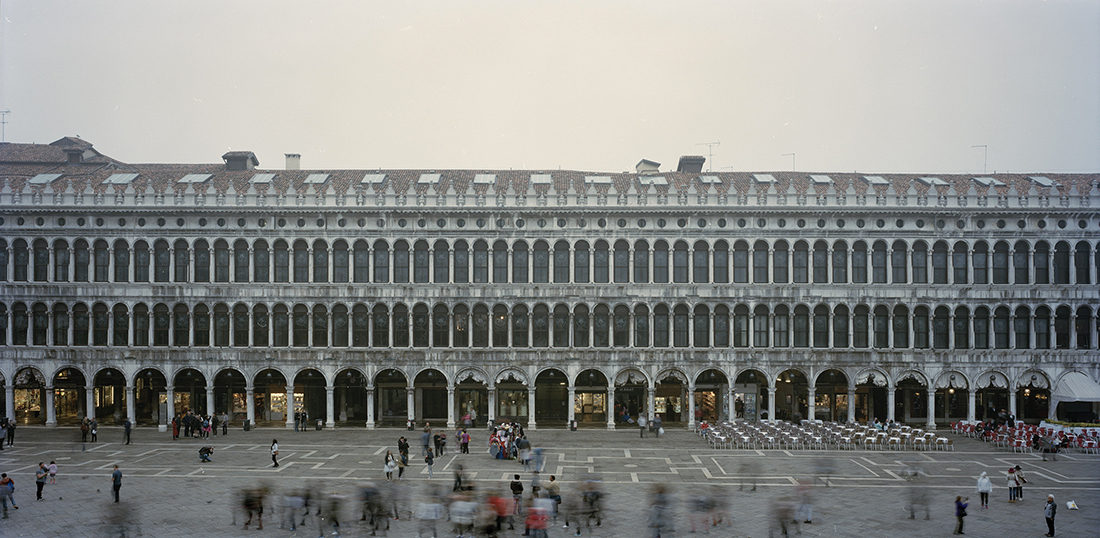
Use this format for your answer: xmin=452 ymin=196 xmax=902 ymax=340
xmin=676 ymin=155 xmax=705 ymax=173
xmin=635 ymin=159 xmax=661 ymax=174
xmin=222 ymin=151 xmax=259 ymax=171
xmin=63 ymin=148 xmax=83 ymax=164
xmin=285 ymin=153 xmax=301 ymax=171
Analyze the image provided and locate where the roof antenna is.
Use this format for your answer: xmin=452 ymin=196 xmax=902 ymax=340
xmin=696 ymin=141 xmax=720 ymax=172
xmin=781 ymin=152 xmax=796 ymax=171
xmin=971 ymin=145 xmax=988 ymax=174
xmin=0 ymin=110 xmax=10 ymax=142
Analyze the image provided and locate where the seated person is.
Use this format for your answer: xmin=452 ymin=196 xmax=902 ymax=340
xmin=199 ymin=446 xmax=214 ymax=462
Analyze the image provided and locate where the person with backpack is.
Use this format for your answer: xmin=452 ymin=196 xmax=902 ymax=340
xmin=424 ymin=451 xmax=435 ymax=479
xmin=0 ymin=473 xmax=18 ymax=516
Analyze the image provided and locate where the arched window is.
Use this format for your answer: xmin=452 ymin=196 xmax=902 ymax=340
xmin=110 ymin=304 xmax=127 ymax=346
xmin=891 ymin=240 xmax=907 ymax=283
xmin=92 ymin=303 xmax=109 ymax=345
xmin=75 ymin=239 xmax=91 ymax=282
xmin=468 ymin=240 xmax=486 ymax=283
xmin=775 ymin=241 xmax=791 ymax=283
xmin=253 ymin=304 xmax=269 ymax=347
xmin=233 ymin=304 xmax=249 ymax=346
xmin=753 ymin=240 xmax=769 ymax=283
xmin=953 ymin=306 xmax=969 ymax=349
xmin=310 ymin=305 xmax=327 ymax=347
xmin=412 ymin=304 xmax=430 ymax=347
xmin=52 ymin=303 xmax=69 ymax=345
xmin=591 ymin=304 xmax=608 ymax=347
xmin=673 ymin=304 xmax=690 ymax=347
xmin=892 ymin=305 xmax=909 ymax=348
xmin=613 ymin=241 xmax=629 ymax=283
xmin=692 ymin=241 xmax=709 ymax=283
xmin=773 ymin=305 xmax=790 ymax=347
xmin=973 ymin=307 xmax=990 ymax=349
xmin=0 ymin=239 xmax=7 ymax=282
xmin=153 ymin=240 xmax=169 ymax=282
xmin=32 ymin=240 xmax=49 ymax=282
xmin=553 ymin=304 xmax=570 ymax=347
xmin=234 ymin=240 xmax=250 ymax=282
xmin=492 ymin=304 xmax=508 ymax=347
xmin=533 ymin=304 xmax=550 ymax=347
xmin=453 ymin=240 xmax=469 ymax=283
xmin=432 ymin=304 xmax=449 ymax=347
xmin=553 ymin=241 xmax=570 ymax=283
xmin=812 ymin=241 xmax=828 ymax=284
xmin=273 ymin=239 xmax=290 ymax=282
xmin=533 ymin=241 xmax=550 ymax=283
xmin=572 ymin=304 xmax=589 ymax=347
xmin=332 ymin=304 xmax=348 ymax=347
xmin=12 ymin=240 xmax=28 ymax=281
xmin=853 ymin=305 xmax=869 ymax=348
xmin=273 ymin=304 xmax=289 ymax=347
xmin=31 ymin=302 xmax=48 ymax=345
xmin=832 ymin=305 xmax=849 ymax=348
xmin=1034 ymin=241 xmax=1050 ymax=284
xmin=951 ymin=242 xmax=968 ymax=284
xmin=931 ymin=241 xmax=948 ymax=284
xmin=692 ymin=304 xmax=710 ymax=347
xmin=592 ymin=240 xmax=608 ymax=283
xmin=373 ymin=304 xmax=391 ymax=347
xmin=713 ymin=240 xmax=729 ymax=283
xmin=994 ymin=307 xmax=1010 ymax=349
xmin=53 ymin=239 xmax=70 ymax=282
xmin=472 ymin=304 xmax=489 ymax=347
xmin=754 ymin=305 xmax=769 ymax=347
xmin=452 ymin=304 xmax=469 ymax=347
xmin=373 ymin=240 xmax=390 ymax=283
xmin=733 ymin=241 xmax=749 ymax=283
xmin=94 ymin=240 xmax=110 ymax=282
xmin=1076 ymin=242 xmax=1091 ymax=284
xmin=393 ymin=240 xmax=410 ymax=283
xmin=512 ymin=304 xmax=528 ymax=347
xmin=254 ymin=240 xmax=270 ymax=283
xmin=291 ymin=240 xmax=309 ymax=283
xmin=213 ymin=303 xmax=230 ymax=347
xmin=151 ymin=304 xmax=168 ymax=346
xmin=732 ymin=304 xmax=748 ymax=347
xmin=131 ymin=303 xmax=148 ymax=346
xmin=291 ymin=304 xmax=308 ymax=347
xmin=433 ymin=240 xmax=449 ymax=283
xmin=413 ymin=240 xmax=429 ymax=283
xmin=933 ymin=306 xmax=950 ymax=349
xmin=513 ymin=240 xmax=530 ymax=284
xmin=351 ymin=304 xmax=368 ymax=347
xmin=871 ymin=241 xmax=888 ymax=284
xmin=332 ymin=240 xmax=349 ymax=283
xmin=653 ymin=240 xmax=669 ymax=283
xmin=633 ymin=240 xmax=649 ymax=283
xmin=1076 ymin=305 xmax=1091 ymax=348
xmin=1015 ymin=306 xmax=1031 ymax=349
xmin=634 ymin=304 xmax=650 ymax=347
xmin=793 ymin=305 xmax=810 ymax=347
xmin=713 ymin=304 xmax=729 ymax=347
xmin=653 ymin=304 xmax=669 ymax=347
xmin=813 ymin=304 xmax=829 ymax=348
xmin=613 ymin=304 xmax=629 ymax=347
xmin=913 ymin=306 xmax=929 ymax=348
xmin=492 ymin=240 xmax=508 ymax=283
xmin=1034 ymin=306 xmax=1051 ymax=349
xmin=672 ymin=241 xmax=689 ymax=283
xmin=1013 ymin=241 xmax=1029 ymax=284
xmin=792 ymin=242 xmax=809 ymax=283
xmin=191 ymin=239 xmax=210 ymax=282
xmin=832 ymin=241 xmax=847 ymax=283
xmin=353 ymin=240 xmax=370 ymax=283
xmin=213 ymin=240 xmax=229 ymax=282
xmin=912 ymin=241 xmax=928 ymax=284
xmin=989 ymin=242 xmax=1006 ymax=284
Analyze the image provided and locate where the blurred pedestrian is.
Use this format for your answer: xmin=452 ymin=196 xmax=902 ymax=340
xmin=0 ymin=473 xmax=17 ymax=517
xmin=1044 ymin=494 xmax=1056 ymax=536
xmin=953 ymin=495 xmax=968 ymax=535
xmin=1007 ymin=468 xmax=1018 ymax=502
xmin=34 ymin=462 xmax=47 ymax=501
xmin=384 ymin=450 xmax=398 ymax=481
xmin=271 ymin=439 xmax=280 ymax=468
xmin=1014 ymin=465 xmax=1027 ymax=501
xmin=110 ymin=465 xmax=122 ymax=503
xmin=123 ymin=419 xmax=132 ymax=445
xmin=424 ymin=451 xmax=434 ymax=479
xmin=47 ymin=461 xmax=58 ymax=484
xmin=794 ymin=480 xmax=813 ymax=524
xmin=770 ymin=495 xmax=794 ymax=537
xmin=976 ymin=471 xmax=992 ymax=509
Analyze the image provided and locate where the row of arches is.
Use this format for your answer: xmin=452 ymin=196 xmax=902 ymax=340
xmin=3 ymin=301 xmax=1097 ymax=351
xmin=3 ymin=237 xmax=1097 ymax=286
xmin=0 ymin=363 xmax=1065 ymax=428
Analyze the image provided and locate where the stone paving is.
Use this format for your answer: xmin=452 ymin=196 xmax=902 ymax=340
xmin=0 ymin=425 xmax=1096 ymax=537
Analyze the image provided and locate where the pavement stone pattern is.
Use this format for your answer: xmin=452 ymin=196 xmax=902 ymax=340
xmin=0 ymin=425 xmax=1095 ymax=537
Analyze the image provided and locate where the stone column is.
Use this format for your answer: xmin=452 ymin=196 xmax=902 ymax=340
xmin=886 ymin=386 xmax=896 ymax=423
xmin=527 ymin=387 xmax=536 ymax=430
xmin=725 ymin=385 xmax=734 ymax=421
xmin=366 ymin=387 xmax=375 ymax=429
xmin=1069 ymin=314 xmax=1078 ymax=349
xmin=45 ymin=386 xmax=57 ymax=426
xmin=1008 ymin=313 xmax=1016 ymax=349
xmin=567 ymin=385 xmax=576 ymax=425
xmin=966 ymin=389 xmax=976 ymax=423
xmin=206 ymin=383 xmax=215 ymax=417
xmin=85 ymin=381 xmax=96 ymax=421
xmin=926 ymin=389 xmax=935 ymax=428
xmin=245 ymin=386 xmax=255 ymax=426
xmin=768 ymin=248 xmax=775 ymax=282
xmin=606 ymin=387 xmax=615 ymax=430
xmin=1008 ymin=386 xmax=1017 ymax=421
xmin=4 ymin=385 xmax=14 ymax=423
xmin=747 ymin=311 xmax=754 ymax=348
xmin=447 ymin=386 xmax=456 ymax=428
xmin=248 ymin=247 xmax=255 ymax=283
xmin=766 ymin=385 xmax=776 ymax=423
xmin=847 ymin=386 xmax=856 ymax=423
xmin=285 ymin=387 xmax=295 ymax=429
xmin=165 ymin=387 xmax=175 ymax=424
xmin=487 ymin=384 xmax=496 ymax=423
xmin=967 ymin=249 xmax=975 ymax=284
xmin=948 ymin=313 xmax=956 ymax=349
xmin=326 ymin=385 xmax=336 ymax=429
xmin=687 ymin=383 xmax=696 ymax=428
xmin=806 ymin=386 xmax=816 ymax=422
xmin=707 ymin=248 xmax=714 ymax=283
xmin=1068 ymin=248 xmax=1077 ymax=285
xmin=125 ymin=385 xmax=136 ymax=423
xmin=1090 ymin=247 xmax=1098 ymax=286
xmin=406 ymin=387 xmax=415 ymax=424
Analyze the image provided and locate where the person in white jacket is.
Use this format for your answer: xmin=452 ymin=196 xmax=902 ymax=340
xmin=976 ymin=471 xmax=993 ymax=509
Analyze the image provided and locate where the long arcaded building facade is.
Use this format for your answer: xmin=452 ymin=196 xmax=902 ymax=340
xmin=1 ymin=137 xmax=1098 ymax=429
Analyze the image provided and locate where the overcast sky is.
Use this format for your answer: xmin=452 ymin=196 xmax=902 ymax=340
xmin=2 ymin=0 xmax=1097 ymax=173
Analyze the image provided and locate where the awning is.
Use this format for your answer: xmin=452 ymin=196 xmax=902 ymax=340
xmin=1052 ymin=372 xmax=1100 ymax=403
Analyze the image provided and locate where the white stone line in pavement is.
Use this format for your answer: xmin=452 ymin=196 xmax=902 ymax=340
xmin=849 ymin=458 xmax=879 ymax=477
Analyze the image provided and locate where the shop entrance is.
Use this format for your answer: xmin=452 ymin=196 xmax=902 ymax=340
xmin=574 ymin=369 xmax=608 ymax=425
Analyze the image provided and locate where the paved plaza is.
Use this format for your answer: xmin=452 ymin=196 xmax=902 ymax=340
xmin=0 ymin=425 xmax=1096 ymax=537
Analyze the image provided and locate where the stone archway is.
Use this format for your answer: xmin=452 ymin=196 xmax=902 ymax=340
xmin=334 ymin=368 xmax=368 ymax=426
xmin=854 ymin=368 xmax=889 ymax=424
xmin=292 ymin=368 xmax=327 ymax=430
xmin=1015 ymin=370 xmax=1050 ymax=423
xmin=52 ymin=367 xmax=88 ymax=425
xmin=614 ymin=368 xmax=649 ymax=424
xmin=655 ymin=369 xmax=688 ymax=423
xmin=173 ymin=368 xmax=208 ymax=416
xmin=933 ymin=371 xmax=969 ymax=424
xmin=252 ymin=368 xmax=289 ymax=427
xmin=574 ymin=369 xmax=609 ymax=425
xmin=374 ymin=369 xmax=408 ymax=427
xmin=895 ymin=371 xmax=930 ymax=425
xmin=133 ymin=368 xmax=168 ymax=426
xmin=92 ymin=368 xmax=127 ymax=425
xmin=734 ymin=368 xmax=767 ymax=421
xmin=534 ymin=368 xmax=568 ymax=425
xmin=774 ymin=369 xmax=809 ymax=422
xmin=414 ymin=369 xmax=448 ymax=424
xmin=213 ymin=368 xmax=246 ymax=425
xmin=13 ymin=367 xmax=47 ymax=424
xmin=494 ymin=368 xmax=530 ymax=426
xmin=455 ymin=368 xmax=489 ymax=428
xmin=974 ymin=371 xmax=1011 ymax=422
xmin=693 ymin=368 xmax=729 ymax=423
xmin=812 ymin=369 xmax=849 ymax=422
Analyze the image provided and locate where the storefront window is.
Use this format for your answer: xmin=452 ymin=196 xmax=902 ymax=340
xmin=497 ymin=390 xmax=528 ymax=417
